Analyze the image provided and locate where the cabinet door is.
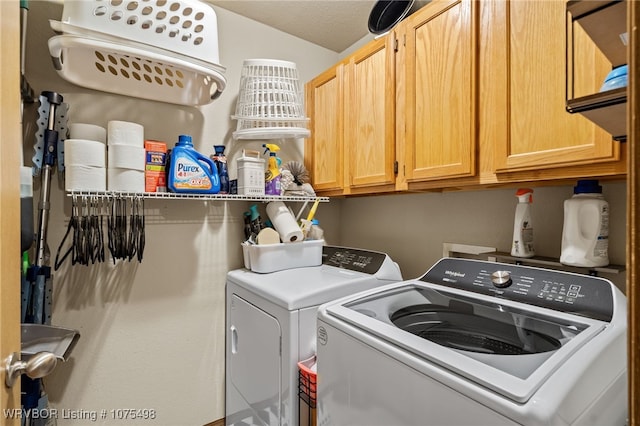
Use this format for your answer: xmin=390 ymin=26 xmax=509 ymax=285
xmin=401 ymin=0 xmax=477 ymax=182
xmin=305 ymin=64 xmax=345 ymax=194
xmin=345 ymin=35 xmax=396 ymax=190
xmin=492 ymin=0 xmax=619 ymax=172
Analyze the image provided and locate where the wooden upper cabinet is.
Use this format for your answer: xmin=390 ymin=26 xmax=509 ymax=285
xmin=399 ymin=0 xmax=477 ymax=184
xmin=490 ymin=0 xmax=620 ymax=173
xmin=345 ymin=35 xmax=396 ymax=191
xmin=305 ymin=35 xmax=396 ymax=196
xmin=305 ymin=0 xmax=626 ymax=196
xmin=305 ymin=64 xmax=345 ymax=194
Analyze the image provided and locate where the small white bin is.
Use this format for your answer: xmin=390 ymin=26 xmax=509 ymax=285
xmin=242 ymin=240 xmax=324 ymax=273
xmin=237 ymin=149 xmax=265 ymax=195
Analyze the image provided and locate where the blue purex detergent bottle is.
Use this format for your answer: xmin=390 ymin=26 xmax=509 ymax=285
xmin=167 ymin=135 xmax=220 ymax=194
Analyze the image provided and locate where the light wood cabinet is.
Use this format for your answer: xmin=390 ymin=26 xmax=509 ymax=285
xmin=345 ymin=36 xmax=397 ymax=193
xmin=305 ymin=35 xmax=396 ymax=196
xmin=397 ymin=0 xmax=477 ymax=187
xmin=486 ymin=0 xmax=624 ymax=174
xmin=305 ymin=64 xmax=345 ymax=194
xmin=305 ymin=0 xmax=626 ymax=197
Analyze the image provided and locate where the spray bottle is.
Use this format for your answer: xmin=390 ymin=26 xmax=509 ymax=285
xmin=511 ymin=188 xmax=535 ymax=258
xmin=263 ymin=143 xmax=281 ymax=195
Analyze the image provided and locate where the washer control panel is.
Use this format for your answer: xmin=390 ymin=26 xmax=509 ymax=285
xmin=322 ymin=246 xmax=387 ymax=274
xmin=421 ymin=258 xmax=614 ymax=321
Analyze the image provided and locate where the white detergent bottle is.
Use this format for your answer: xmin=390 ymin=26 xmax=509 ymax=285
xmin=511 ymin=188 xmax=535 ymax=258
xmin=560 ymin=180 xmax=610 ymax=267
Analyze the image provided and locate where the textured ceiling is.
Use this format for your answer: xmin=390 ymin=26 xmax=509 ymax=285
xmin=207 ymin=1 xmax=378 ymax=53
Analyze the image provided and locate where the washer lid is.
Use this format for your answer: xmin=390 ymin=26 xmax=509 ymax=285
xmin=322 ymin=281 xmax=608 ymax=403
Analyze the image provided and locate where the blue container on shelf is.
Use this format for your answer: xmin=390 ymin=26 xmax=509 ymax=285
xmin=599 ymin=65 xmax=627 ymax=92
xmin=167 ymin=135 xmax=220 ymax=194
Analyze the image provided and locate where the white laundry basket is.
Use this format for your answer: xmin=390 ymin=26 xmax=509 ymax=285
xmin=55 ymin=0 xmax=222 ymax=64
xmin=232 ymin=59 xmax=310 ymax=139
xmin=49 ymin=0 xmax=226 ymax=106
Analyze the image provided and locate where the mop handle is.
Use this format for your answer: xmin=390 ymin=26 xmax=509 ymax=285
xmin=34 ymin=91 xmax=63 ymax=268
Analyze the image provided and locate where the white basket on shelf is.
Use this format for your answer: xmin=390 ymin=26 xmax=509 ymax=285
xmin=232 ymin=59 xmax=310 ymax=139
xmin=48 ymin=0 xmax=226 ymax=106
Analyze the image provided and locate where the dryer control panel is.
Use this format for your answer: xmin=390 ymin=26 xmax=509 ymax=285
xmin=322 ymin=246 xmax=388 ymax=274
xmin=421 ymin=258 xmax=614 ymax=322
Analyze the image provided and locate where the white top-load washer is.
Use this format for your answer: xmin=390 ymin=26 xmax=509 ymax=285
xmin=225 ymin=245 xmax=402 ymax=426
xmin=317 ymin=257 xmax=627 ymax=426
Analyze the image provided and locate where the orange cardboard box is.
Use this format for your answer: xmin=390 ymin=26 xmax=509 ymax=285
xmin=144 ymin=140 xmax=167 ymax=192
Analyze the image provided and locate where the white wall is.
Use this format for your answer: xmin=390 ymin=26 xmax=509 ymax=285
xmin=24 ymin=2 xmax=338 ymax=425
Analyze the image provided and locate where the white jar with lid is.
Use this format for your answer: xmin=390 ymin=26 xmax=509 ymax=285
xmin=560 ymin=180 xmax=609 ymax=267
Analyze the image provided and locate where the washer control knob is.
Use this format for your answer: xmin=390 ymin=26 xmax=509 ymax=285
xmin=491 ymin=270 xmax=512 ymax=288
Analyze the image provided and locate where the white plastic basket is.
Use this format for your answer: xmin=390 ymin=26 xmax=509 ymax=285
xmin=48 ymin=34 xmax=226 ymax=106
xmin=48 ymin=0 xmax=226 ymax=106
xmin=56 ymin=0 xmax=221 ymax=65
xmin=232 ymin=59 xmax=310 ymax=139
xmin=242 ymin=239 xmax=324 ymax=273
xmin=233 ymin=119 xmax=310 ymax=140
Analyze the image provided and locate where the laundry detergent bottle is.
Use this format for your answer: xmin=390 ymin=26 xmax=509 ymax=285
xmin=263 ymin=143 xmax=281 ymax=195
xmin=560 ymin=180 xmax=609 ymax=267
xmin=511 ymin=188 xmax=535 ymax=258
xmin=167 ymin=135 xmax=220 ymax=194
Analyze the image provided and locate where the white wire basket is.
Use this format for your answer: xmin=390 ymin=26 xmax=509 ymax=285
xmin=232 ymin=59 xmax=310 ymax=139
xmin=48 ymin=0 xmax=226 ymax=106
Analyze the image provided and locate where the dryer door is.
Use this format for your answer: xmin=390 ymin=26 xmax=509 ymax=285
xmin=228 ymin=294 xmax=282 ymax=425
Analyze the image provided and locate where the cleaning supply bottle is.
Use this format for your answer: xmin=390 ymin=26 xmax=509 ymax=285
xmin=263 ymin=143 xmax=281 ymax=195
xmin=211 ymin=145 xmax=229 ymax=194
xmin=511 ymin=188 xmax=535 ymax=258
xmin=248 ymin=204 xmax=266 ymax=240
xmin=167 ymin=135 xmax=220 ymax=194
xmin=243 ymin=211 xmax=252 ymax=241
xmin=560 ymin=180 xmax=610 ymax=267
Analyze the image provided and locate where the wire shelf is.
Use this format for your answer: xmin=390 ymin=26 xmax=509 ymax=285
xmin=66 ymin=191 xmax=329 ymax=203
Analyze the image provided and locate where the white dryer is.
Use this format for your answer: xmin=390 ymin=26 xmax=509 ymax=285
xmin=317 ymin=257 xmax=627 ymax=426
xmin=225 ymin=245 xmax=402 ymax=426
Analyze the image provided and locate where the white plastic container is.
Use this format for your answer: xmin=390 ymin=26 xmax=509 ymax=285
xmin=560 ymin=180 xmax=610 ymax=267
xmin=236 ymin=149 xmax=265 ymax=195
xmin=241 ymin=239 xmax=324 ymax=273
xmin=511 ymin=188 xmax=535 ymax=258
